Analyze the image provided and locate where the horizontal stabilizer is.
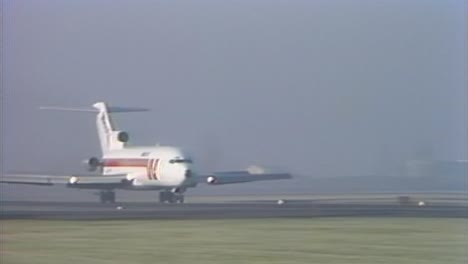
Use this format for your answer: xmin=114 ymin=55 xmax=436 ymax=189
xmin=39 ymin=105 xmax=149 ymax=113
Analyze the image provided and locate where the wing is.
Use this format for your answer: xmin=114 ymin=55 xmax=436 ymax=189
xmin=1 ymin=174 xmax=130 ymax=189
xmin=198 ymin=166 xmax=292 ymax=185
xmin=0 ymin=174 xmax=65 ymax=185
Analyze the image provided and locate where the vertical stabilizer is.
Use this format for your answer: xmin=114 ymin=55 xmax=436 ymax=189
xmin=93 ymin=102 xmax=116 ymax=154
xmin=40 ymin=102 xmax=149 ymax=155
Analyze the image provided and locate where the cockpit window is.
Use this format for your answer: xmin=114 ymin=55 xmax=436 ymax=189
xmin=169 ymin=158 xmax=193 ymax=164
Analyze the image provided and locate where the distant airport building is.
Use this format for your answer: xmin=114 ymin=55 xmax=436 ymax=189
xmin=406 ymin=159 xmax=468 ymax=178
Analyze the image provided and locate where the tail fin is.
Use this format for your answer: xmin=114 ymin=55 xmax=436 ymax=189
xmin=93 ymin=102 xmax=116 ymax=153
xmin=40 ymin=102 xmax=149 ymax=154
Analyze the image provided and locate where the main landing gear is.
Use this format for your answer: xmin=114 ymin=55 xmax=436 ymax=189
xmin=99 ymin=190 xmax=116 ymax=203
xmin=96 ymin=190 xmax=184 ymax=204
xmin=159 ymin=190 xmax=184 ymax=204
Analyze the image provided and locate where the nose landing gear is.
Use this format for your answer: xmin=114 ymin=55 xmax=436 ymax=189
xmin=159 ymin=190 xmax=184 ymax=203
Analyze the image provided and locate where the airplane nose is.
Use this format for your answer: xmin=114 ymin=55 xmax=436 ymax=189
xmin=184 ymin=169 xmax=192 ymax=178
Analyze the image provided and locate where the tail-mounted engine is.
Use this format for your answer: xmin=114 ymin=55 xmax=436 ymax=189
xmin=109 ymin=131 xmax=129 ymax=150
xmin=115 ymin=131 xmax=129 ymax=143
xmin=83 ymin=157 xmax=103 ymax=172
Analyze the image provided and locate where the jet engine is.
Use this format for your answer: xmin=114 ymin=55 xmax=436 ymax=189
xmin=206 ymin=176 xmax=218 ymax=184
xmin=108 ymin=131 xmax=130 ymax=150
xmin=83 ymin=157 xmax=102 ymax=172
xmin=116 ymin=131 xmax=129 ymax=143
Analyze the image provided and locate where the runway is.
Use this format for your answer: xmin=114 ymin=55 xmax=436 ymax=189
xmin=1 ymin=200 xmax=467 ymax=220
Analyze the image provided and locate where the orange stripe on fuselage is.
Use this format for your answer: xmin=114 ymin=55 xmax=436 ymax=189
xmin=102 ymin=158 xmax=150 ymax=167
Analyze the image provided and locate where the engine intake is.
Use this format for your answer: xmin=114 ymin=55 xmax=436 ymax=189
xmin=117 ymin=131 xmax=129 ymax=143
xmin=206 ymin=176 xmax=217 ymax=184
xmin=84 ymin=157 xmax=102 ymax=172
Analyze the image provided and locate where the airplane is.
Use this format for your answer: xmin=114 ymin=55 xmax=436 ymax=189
xmin=1 ymin=102 xmax=292 ymax=203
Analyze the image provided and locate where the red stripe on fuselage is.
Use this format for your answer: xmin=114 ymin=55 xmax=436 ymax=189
xmin=152 ymin=159 xmax=159 ymax=180
xmin=103 ymin=159 xmax=149 ymax=167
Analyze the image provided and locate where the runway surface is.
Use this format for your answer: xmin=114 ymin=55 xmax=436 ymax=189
xmin=1 ymin=200 xmax=467 ymax=220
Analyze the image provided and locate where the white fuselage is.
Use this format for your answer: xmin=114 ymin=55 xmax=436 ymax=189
xmin=102 ymin=146 xmax=196 ymax=190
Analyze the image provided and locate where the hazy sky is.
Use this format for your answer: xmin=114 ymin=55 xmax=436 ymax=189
xmin=2 ymin=0 xmax=467 ymax=178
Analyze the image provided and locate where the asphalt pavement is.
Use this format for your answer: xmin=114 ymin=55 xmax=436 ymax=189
xmin=1 ymin=200 xmax=466 ymax=220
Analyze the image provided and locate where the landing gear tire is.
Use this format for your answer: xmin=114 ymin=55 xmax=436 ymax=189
xmin=99 ymin=190 xmax=116 ymax=204
xmin=159 ymin=191 xmax=184 ymax=204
